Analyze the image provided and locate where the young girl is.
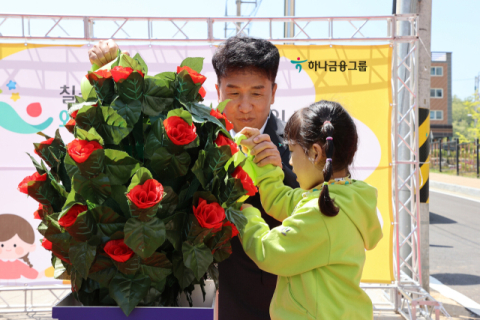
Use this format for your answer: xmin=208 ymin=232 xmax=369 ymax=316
xmin=238 ymin=100 xmax=383 ymax=320
xmin=0 ymin=214 xmax=40 ymax=280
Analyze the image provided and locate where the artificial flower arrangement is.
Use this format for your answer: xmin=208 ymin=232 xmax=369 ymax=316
xmin=18 ymin=52 xmax=256 ymax=316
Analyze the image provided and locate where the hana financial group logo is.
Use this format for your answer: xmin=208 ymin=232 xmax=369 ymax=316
xmin=290 ymin=57 xmax=308 ymax=73
xmin=0 ymin=80 xmax=53 ymax=134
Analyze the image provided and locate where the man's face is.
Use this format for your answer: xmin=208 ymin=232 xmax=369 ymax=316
xmin=215 ymin=69 xmax=277 ymax=133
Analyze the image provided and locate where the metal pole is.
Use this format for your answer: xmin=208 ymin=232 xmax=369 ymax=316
xmin=284 ymin=0 xmax=295 ymax=38
xmin=439 ymin=139 xmax=442 ymax=172
xmin=236 ymin=0 xmax=242 ymax=34
xmin=456 ymin=138 xmax=460 ymax=175
xmin=477 ymin=138 xmax=479 ymax=178
xmin=417 ymin=0 xmax=432 ymax=291
xmin=397 ymin=0 xmax=415 ymax=280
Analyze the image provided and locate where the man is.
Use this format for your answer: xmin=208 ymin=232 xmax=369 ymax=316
xmin=88 ymin=36 xmax=299 ymax=320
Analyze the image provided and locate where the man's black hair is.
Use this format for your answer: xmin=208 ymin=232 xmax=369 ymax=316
xmin=212 ymin=36 xmax=280 ymax=84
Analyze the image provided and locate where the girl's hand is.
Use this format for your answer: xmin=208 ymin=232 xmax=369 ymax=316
xmin=250 ymin=134 xmax=283 ymax=168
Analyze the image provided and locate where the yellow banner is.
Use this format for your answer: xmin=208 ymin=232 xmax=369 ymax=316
xmin=277 ymin=45 xmax=394 ymax=283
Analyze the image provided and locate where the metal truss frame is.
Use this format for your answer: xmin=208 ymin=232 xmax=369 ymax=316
xmin=0 ymin=13 xmax=448 ymax=320
xmin=0 ymin=13 xmax=419 ymax=43
xmin=0 ymin=285 xmax=69 ymax=314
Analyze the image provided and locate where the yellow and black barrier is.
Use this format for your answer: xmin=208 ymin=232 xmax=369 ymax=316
xmin=419 ymin=108 xmax=430 ymax=203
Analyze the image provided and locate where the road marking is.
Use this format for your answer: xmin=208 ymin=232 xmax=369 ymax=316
xmin=430 ymin=189 xmax=480 ymax=204
xmin=430 ymin=276 xmax=480 ymax=316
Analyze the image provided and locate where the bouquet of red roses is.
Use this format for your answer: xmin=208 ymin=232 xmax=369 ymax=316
xmin=19 ymin=52 xmax=256 ymax=316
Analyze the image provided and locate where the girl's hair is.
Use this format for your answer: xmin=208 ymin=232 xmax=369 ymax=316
xmin=284 ymin=100 xmax=358 ymax=217
xmin=0 ymin=214 xmax=35 ymax=267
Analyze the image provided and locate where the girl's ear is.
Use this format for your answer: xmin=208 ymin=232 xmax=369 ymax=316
xmin=311 ymin=143 xmax=324 ymax=165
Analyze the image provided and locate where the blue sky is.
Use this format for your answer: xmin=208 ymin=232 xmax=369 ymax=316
xmin=2 ymin=0 xmax=479 ymax=99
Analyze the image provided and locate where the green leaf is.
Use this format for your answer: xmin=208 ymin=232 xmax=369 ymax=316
xmin=141 ymin=252 xmax=172 ymax=268
xmin=69 ymin=242 xmax=97 ymax=279
xmin=53 ymin=255 xmax=67 ymax=279
xmin=172 ymin=253 xmax=195 ymax=290
xmin=108 ymin=273 xmax=151 ymax=316
xmin=26 ymin=152 xmax=46 ymax=175
xmin=64 ymin=154 xmax=80 ymax=182
xmin=150 ymin=147 xmax=191 ymax=179
xmin=99 ymin=106 xmax=131 ymax=144
xmin=89 ymin=253 xmax=114 ymax=274
xmin=75 ymin=104 xmax=100 ymax=133
xmin=183 ymin=102 xmax=227 ymax=130
xmin=64 ymin=210 xmax=97 ymax=242
xmin=213 ymin=243 xmax=232 ymax=263
xmin=113 ymin=253 xmax=141 ymax=275
xmin=73 ymin=173 xmax=112 ymax=205
xmin=140 ymin=265 xmax=172 ymax=283
xmin=163 ymin=212 xmax=186 ymax=251
xmin=74 ymin=149 xmax=105 ymax=178
xmin=118 ymin=53 xmax=142 ymax=71
xmin=182 ymin=242 xmax=213 ymax=281
xmin=109 ymin=185 xmax=130 ymax=217
xmin=127 ymin=167 xmax=153 ymax=192
xmin=124 ymin=217 xmax=166 ymax=259
xmin=68 ymin=100 xmax=98 ymax=115
xmin=166 ymin=108 xmax=193 ymax=125
xmin=180 ymin=57 xmax=204 ymax=73
xmin=116 ymin=72 xmax=144 ymax=103
xmin=133 ymin=53 xmax=148 ymax=75
xmin=225 ymin=207 xmax=248 ymax=234
xmin=90 ymin=206 xmax=125 ymax=237
xmin=142 ymin=74 xmax=174 ymax=117
xmin=143 ymin=118 xmax=171 ymax=159
xmin=156 ymin=186 xmax=178 ymax=218
xmin=216 ymin=99 xmax=230 ymax=114
xmin=111 ymin=97 xmax=142 ymax=129
xmin=104 ymin=149 xmax=140 ymax=185
xmin=75 ymin=126 xmax=104 ymax=145
xmin=89 ymin=267 xmax=116 ymax=288
xmin=91 ymin=77 xmax=115 ymax=105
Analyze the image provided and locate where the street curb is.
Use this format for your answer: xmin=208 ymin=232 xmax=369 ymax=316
xmin=430 ymin=180 xmax=480 ymax=198
xmin=430 ymin=276 xmax=480 ymax=316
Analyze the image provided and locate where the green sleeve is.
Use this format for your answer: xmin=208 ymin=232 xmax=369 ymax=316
xmin=240 ymin=204 xmax=330 ymax=277
xmin=253 ymin=163 xmax=304 ymax=222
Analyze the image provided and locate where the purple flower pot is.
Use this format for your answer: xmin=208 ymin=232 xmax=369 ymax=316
xmin=52 ymin=281 xmax=216 ymax=320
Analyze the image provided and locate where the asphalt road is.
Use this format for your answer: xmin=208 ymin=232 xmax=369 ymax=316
xmin=430 ymin=190 xmax=480 ymax=304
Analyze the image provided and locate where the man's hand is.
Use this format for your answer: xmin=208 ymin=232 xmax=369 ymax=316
xmin=88 ymin=39 xmax=129 ymax=67
xmin=239 ymin=127 xmax=283 ymax=168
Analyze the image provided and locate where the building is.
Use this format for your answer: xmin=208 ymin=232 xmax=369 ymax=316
xmin=430 ymin=52 xmax=453 ymax=139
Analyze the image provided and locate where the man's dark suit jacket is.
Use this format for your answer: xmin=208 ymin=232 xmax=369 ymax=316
xmin=218 ymin=112 xmax=299 ymax=320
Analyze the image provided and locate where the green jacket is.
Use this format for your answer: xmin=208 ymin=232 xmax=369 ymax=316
xmin=240 ymin=164 xmax=383 ymax=320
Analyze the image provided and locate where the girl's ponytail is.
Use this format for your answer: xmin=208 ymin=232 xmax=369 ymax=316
xmin=319 ymin=121 xmax=340 ymax=217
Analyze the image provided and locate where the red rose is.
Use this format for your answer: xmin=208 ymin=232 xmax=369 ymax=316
xmin=210 ymin=109 xmax=233 ymax=131
xmin=71 ymin=110 xmax=79 ymax=120
xmin=58 ymin=204 xmax=88 ymax=228
xmin=34 ymin=138 xmax=55 ymax=156
xmin=111 ymin=66 xmax=133 ymax=82
xmin=198 ymin=86 xmax=206 ymax=98
xmin=163 ymin=116 xmax=197 ymax=145
xmin=177 ymin=66 xmax=206 ymax=85
xmin=137 ymin=70 xmax=144 ymax=77
xmin=214 ymin=133 xmax=238 ymax=155
xmin=34 ymin=203 xmax=43 ymax=219
xmin=18 ymin=172 xmax=47 ymax=194
xmin=86 ymin=69 xmax=112 ymax=81
xmin=41 ymin=238 xmax=52 ymax=251
xmin=126 ymin=179 xmax=164 ymax=209
xmin=223 ymin=221 xmax=239 ymax=238
xmin=193 ymin=198 xmax=226 ymax=229
xmin=67 ymin=139 xmax=103 ymax=163
xmin=232 ymin=166 xmax=257 ymax=197
xmin=104 ymin=239 xmax=134 ymax=263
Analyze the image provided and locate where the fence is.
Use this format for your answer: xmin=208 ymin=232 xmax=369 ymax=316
xmin=430 ymin=138 xmax=480 ymax=177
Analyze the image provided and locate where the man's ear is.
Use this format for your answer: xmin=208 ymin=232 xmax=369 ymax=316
xmin=215 ymin=83 xmax=221 ymax=103
xmin=311 ymin=143 xmax=324 ymax=165
xmin=271 ymin=83 xmax=278 ymax=105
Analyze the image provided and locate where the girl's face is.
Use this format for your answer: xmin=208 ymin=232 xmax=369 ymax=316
xmin=288 ymin=143 xmax=325 ymax=190
xmin=0 ymin=234 xmax=36 ymax=260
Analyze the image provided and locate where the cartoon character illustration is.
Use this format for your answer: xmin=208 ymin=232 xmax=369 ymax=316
xmin=0 ymin=214 xmax=41 ymax=279
xmin=0 ymin=101 xmax=53 ymax=134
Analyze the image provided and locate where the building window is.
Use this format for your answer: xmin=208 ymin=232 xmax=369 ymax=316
xmin=430 ymin=66 xmax=443 ymax=76
xmin=430 ymin=88 xmax=443 ymax=98
xmin=430 ymin=110 xmax=444 ymax=120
